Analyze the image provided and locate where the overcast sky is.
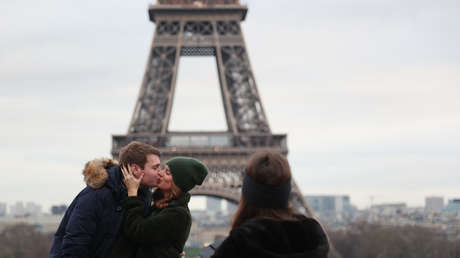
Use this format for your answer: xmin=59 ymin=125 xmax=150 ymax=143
xmin=1 ymin=0 xmax=459 ymax=211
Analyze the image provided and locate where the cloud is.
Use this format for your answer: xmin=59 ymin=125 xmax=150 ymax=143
xmin=1 ymin=0 xmax=459 ymax=210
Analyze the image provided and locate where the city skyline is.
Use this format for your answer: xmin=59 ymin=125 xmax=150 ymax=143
xmin=1 ymin=0 xmax=459 ymax=210
xmin=1 ymin=195 xmax=459 ymax=216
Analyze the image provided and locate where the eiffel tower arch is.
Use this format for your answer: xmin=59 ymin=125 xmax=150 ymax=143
xmin=111 ymin=0 xmax=313 ymax=216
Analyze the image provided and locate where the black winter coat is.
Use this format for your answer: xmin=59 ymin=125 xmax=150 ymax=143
xmin=122 ymin=193 xmax=192 ymax=258
xmin=48 ymin=159 xmax=151 ymax=258
xmin=211 ymin=215 xmax=329 ymax=258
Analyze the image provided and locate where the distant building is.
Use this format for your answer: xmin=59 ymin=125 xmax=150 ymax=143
xmin=226 ymin=201 xmax=237 ymax=215
xmin=206 ymin=197 xmax=222 ymax=212
xmin=425 ymin=196 xmax=444 ymax=213
xmin=305 ymin=195 xmax=357 ymax=228
xmin=10 ymin=202 xmax=25 ymax=217
xmin=9 ymin=201 xmax=42 ymax=217
xmin=371 ymin=203 xmax=407 ymax=216
xmin=51 ymin=204 xmax=68 ymax=215
xmin=25 ymin=202 xmax=42 ymax=216
xmin=0 ymin=202 xmax=6 ymax=216
xmin=445 ymin=199 xmax=460 ymax=213
xmin=306 ymin=195 xmax=351 ymax=213
xmin=190 ymin=209 xmax=231 ymax=227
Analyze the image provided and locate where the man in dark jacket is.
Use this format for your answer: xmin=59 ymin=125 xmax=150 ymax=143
xmin=48 ymin=141 xmax=161 ymax=258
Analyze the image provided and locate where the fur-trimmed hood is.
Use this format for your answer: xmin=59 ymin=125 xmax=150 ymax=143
xmin=82 ymin=158 xmax=119 ymax=189
xmin=50 ymin=158 xmax=151 ymax=258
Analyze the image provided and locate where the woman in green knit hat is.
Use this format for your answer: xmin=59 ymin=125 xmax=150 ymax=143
xmin=121 ymin=157 xmax=208 ymax=258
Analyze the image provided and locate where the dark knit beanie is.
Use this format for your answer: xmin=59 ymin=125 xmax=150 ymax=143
xmin=166 ymin=157 xmax=208 ymax=193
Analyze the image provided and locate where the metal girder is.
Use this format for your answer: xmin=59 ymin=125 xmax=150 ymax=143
xmin=113 ymin=3 xmax=314 ymax=217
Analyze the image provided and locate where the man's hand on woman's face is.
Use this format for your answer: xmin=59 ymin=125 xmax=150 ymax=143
xmin=121 ymin=165 xmax=144 ymax=197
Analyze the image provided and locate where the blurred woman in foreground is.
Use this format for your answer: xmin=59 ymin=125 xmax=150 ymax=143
xmin=211 ymin=151 xmax=329 ymax=258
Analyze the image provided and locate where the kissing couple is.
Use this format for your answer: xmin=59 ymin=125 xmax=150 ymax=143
xmin=49 ymin=141 xmax=207 ymax=258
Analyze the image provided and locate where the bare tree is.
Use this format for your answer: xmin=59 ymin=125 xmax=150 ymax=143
xmin=328 ymin=221 xmax=460 ymax=258
xmin=0 ymin=223 xmax=53 ymax=258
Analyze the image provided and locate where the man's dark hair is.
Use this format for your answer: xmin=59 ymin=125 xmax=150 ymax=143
xmin=119 ymin=141 xmax=160 ymax=169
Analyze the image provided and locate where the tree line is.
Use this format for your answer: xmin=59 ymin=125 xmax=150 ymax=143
xmin=0 ymin=221 xmax=458 ymax=258
xmin=0 ymin=223 xmax=53 ymax=258
xmin=328 ymin=221 xmax=460 ymax=258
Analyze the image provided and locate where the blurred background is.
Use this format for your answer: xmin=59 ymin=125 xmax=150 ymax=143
xmin=1 ymin=0 xmax=459 ymax=257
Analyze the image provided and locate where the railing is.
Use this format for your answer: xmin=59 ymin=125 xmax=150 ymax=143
xmin=157 ymin=0 xmax=240 ymax=5
xmin=112 ymin=132 xmax=286 ymax=151
xmin=168 ymin=134 xmax=231 ymax=147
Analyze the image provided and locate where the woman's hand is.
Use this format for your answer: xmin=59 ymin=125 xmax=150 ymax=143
xmin=121 ymin=165 xmax=144 ymax=197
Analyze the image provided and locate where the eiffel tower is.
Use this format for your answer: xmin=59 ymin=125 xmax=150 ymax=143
xmin=111 ymin=0 xmax=313 ymax=216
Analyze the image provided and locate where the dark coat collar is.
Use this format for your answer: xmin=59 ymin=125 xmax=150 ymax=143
xmin=106 ymin=166 xmax=151 ymax=207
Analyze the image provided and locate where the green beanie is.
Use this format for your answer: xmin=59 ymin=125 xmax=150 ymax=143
xmin=166 ymin=157 xmax=208 ymax=193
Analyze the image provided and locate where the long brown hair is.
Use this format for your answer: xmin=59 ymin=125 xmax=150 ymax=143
xmin=152 ymin=183 xmax=182 ymax=209
xmin=232 ymin=151 xmax=298 ymax=229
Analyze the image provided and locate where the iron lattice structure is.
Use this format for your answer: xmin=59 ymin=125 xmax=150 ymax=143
xmin=112 ymin=0 xmax=313 ymax=216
